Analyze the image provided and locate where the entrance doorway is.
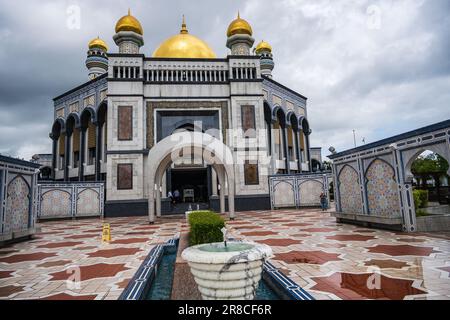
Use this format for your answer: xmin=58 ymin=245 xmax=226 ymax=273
xmin=170 ymin=168 xmax=209 ymax=203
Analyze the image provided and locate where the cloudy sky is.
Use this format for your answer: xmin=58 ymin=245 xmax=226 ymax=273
xmin=0 ymin=0 xmax=449 ymax=161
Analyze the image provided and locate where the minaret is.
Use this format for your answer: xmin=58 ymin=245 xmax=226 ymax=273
xmin=226 ymin=12 xmax=255 ymax=55
xmin=255 ymin=40 xmax=274 ymax=78
xmin=85 ymin=37 xmax=108 ymax=80
xmin=113 ymin=9 xmax=144 ymax=54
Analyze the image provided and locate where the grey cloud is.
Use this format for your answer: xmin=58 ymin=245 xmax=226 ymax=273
xmin=0 ymin=0 xmax=449 ymax=161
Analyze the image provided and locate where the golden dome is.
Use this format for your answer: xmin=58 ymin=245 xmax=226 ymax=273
xmin=115 ymin=9 xmax=143 ymax=35
xmin=227 ymin=12 xmax=253 ymax=37
xmin=88 ymin=37 xmax=108 ymax=51
xmin=255 ymin=40 xmax=272 ymax=54
xmin=152 ymin=17 xmax=217 ymax=59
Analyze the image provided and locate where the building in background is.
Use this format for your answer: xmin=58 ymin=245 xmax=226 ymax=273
xmin=49 ymin=11 xmax=316 ymax=216
xmin=30 ymin=154 xmax=52 ymax=181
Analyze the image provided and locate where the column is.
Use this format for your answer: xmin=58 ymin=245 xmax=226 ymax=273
xmin=212 ymin=168 xmax=218 ymax=196
xmin=305 ymin=132 xmax=312 ymax=172
xmin=270 ymin=122 xmax=276 ymax=175
xmin=295 ymin=130 xmax=302 ymax=172
xmin=51 ymin=135 xmax=57 ymax=180
xmin=282 ymin=126 xmax=290 ymax=174
xmin=357 ymin=157 xmax=369 ymax=215
xmin=95 ymin=122 xmax=103 ymax=181
xmin=78 ymin=128 xmax=86 ymax=181
xmin=64 ymin=132 xmax=71 ymax=182
xmin=393 ymin=147 xmax=417 ymax=232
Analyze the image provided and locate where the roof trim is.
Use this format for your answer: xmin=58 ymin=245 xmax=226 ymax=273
xmin=53 ymin=73 xmax=107 ymax=102
xmin=262 ymin=76 xmax=308 ymax=101
xmin=328 ymin=119 xmax=450 ymax=159
xmin=0 ymin=154 xmax=41 ymax=168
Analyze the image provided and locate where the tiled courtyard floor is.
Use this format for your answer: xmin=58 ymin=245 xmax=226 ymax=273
xmin=1 ymin=208 xmax=450 ymax=300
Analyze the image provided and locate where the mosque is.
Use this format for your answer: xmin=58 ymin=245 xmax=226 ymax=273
xmin=49 ymin=10 xmax=319 ymax=217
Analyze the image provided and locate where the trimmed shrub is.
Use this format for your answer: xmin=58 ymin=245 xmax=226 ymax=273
xmin=413 ymin=190 xmax=422 ymax=209
xmin=417 ymin=190 xmax=429 ymax=208
xmin=188 ymin=210 xmax=225 ymax=246
xmin=413 ymin=189 xmax=429 ymax=209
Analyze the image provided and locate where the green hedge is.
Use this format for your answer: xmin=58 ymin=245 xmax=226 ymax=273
xmin=188 ymin=210 xmax=225 ymax=246
xmin=413 ymin=190 xmax=429 ymax=209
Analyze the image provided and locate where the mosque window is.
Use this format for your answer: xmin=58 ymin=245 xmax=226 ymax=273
xmin=118 ymin=106 xmax=133 ymax=141
xmin=100 ymin=90 xmax=107 ymax=101
xmin=56 ymin=108 xmax=65 ymax=118
xmin=241 ymin=105 xmax=256 ymax=138
xmin=84 ymin=95 xmax=95 ymax=107
xmin=69 ymin=102 xmax=79 ymax=113
xmin=73 ymin=152 xmax=80 ymax=169
xmin=117 ymin=164 xmax=133 ymax=190
xmin=244 ymin=161 xmax=259 ymax=185
xmin=88 ymin=148 xmax=96 ymax=166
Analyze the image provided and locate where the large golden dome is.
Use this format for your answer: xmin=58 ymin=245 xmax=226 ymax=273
xmin=227 ymin=12 xmax=253 ymax=37
xmin=88 ymin=36 xmax=108 ymax=51
xmin=115 ymin=9 xmax=143 ymax=35
xmin=152 ymin=17 xmax=216 ymax=59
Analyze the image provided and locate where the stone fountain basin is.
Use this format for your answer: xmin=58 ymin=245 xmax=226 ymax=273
xmin=182 ymin=242 xmax=273 ymax=300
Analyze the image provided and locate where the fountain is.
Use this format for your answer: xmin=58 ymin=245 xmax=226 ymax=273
xmin=182 ymin=228 xmax=273 ymax=300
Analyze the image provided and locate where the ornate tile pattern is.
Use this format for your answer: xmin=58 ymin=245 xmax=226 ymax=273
xmin=366 ymin=160 xmax=400 ymax=217
xmin=76 ymin=189 xmax=100 ymax=216
xmin=40 ymin=189 xmax=71 ymax=218
xmin=299 ymin=180 xmax=323 ymax=206
xmin=4 ymin=176 xmax=30 ymax=233
xmin=338 ymin=166 xmax=362 ymax=214
xmin=1 ymin=208 xmax=450 ymax=300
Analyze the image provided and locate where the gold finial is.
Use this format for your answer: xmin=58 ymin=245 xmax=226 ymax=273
xmin=128 ymin=8 xmax=131 ymax=16
xmin=238 ymin=11 xmax=240 ymax=19
xmin=180 ymin=15 xmax=188 ymax=34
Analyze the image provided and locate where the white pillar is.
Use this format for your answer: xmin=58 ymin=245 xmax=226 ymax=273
xmin=212 ymin=168 xmax=218 ymax=196
xmin=228 ymin=174 xmax=235 ymax=220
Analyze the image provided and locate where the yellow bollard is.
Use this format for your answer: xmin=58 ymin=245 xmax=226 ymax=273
xmin=102 ymin=223 xmax=111 ymax=243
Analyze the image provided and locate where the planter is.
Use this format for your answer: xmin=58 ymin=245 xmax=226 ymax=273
xmin=181 ymin=242 xmax=273 ymax=300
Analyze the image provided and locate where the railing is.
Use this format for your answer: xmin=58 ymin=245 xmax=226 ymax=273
xmin=37 ymin=182 xmax=104 ymax=220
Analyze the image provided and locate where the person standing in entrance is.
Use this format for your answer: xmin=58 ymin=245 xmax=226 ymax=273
xmin=168 ymin=191 xmax=174 ymax=205
xmin=173 ymin=189 xmax=181 ymax=203
xmin=320 ymin=193 xmax=328 ymax=211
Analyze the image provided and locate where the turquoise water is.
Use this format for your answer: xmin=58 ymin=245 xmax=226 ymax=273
xmin=146 ymin=252 xmax=177 ymax=300
xmin=198 ymin=243 xmax=254 ymax=252
xmin=145 ymin=251 xmax=280 ymax=300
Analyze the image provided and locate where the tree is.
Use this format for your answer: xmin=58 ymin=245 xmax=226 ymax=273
xmin=411 ymin=153 xmax=449 ymax=202
xmin=322 ymin=161 xmax=332 ymax=171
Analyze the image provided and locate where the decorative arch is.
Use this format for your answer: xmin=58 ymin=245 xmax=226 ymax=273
xmin=403 ymin=146 xmax=450 ymax=183
xmin=272 ymin=105 xmax=286 ymax=126
xmin=80 ymin=106 xmax=97 ymax=127
xmin=365 ymin=158 xmax=400 ymax=217
xmin=263 ymin=101 xmax=272 ymax=124
xmin=5 ymin=175 xmax=31 ymax=232
xmin=96 ymin=101 xmax=107 ymax=125
xmin=66 ymin=113 xmax=81 ymax=129
xmin=299 ymin=116 xmax=311 ymax=135
xmin=338 ymin=165 xmax=363 ymax=214
xmin=51 ymin=118 xmax=65 ymax=137
xmin=147 ymin=132 xmax=236 ymax=223
xmin=287 ymin=111 xmax=299 ymax=131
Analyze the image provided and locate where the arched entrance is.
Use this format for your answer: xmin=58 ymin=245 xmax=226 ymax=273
xmin=147 ymin=132 xmax=235 ymax=223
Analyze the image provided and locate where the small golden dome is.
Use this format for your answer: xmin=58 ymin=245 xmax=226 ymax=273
xmin=115 ymin=9 xmax=143 ymax=35
xmin=152 ymin=16 xmax=217 ymax=59
xmin=227 ymin=12 xmax=253 ymax=37
xmin=89 ymin=37 xmax=108 ymax=51
xmin=255 ymin=40 xmax=272 ymax=54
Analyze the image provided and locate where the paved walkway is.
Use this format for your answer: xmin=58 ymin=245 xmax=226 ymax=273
xmin=1 ymin=209 xmax=449 ymax=300
xmin=0 ymin=217 xmax=185 ymax=300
